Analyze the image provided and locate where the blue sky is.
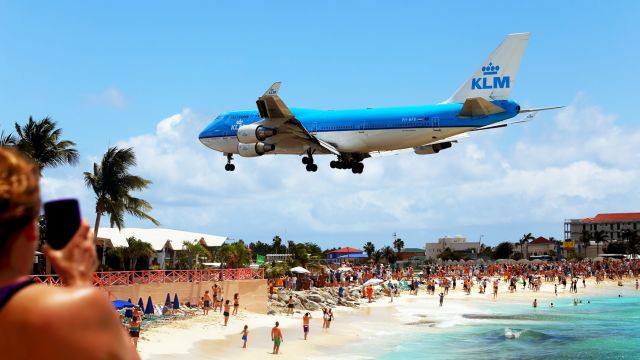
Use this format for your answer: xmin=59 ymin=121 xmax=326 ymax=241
xmin=1 ymin=2 xmax=639 ymax=249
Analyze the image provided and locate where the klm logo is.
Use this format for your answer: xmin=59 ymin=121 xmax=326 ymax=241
xmin=471 ymin=62 xmax=510 ymax=90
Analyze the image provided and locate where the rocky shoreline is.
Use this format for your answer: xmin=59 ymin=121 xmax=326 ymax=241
xmin=267 ymin=286 xmax=386 ymax=314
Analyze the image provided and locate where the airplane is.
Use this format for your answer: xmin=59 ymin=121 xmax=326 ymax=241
xmin=199 ymin=32 xmax=561 ymax=174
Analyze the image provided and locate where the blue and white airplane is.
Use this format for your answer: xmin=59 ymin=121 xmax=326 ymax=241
xmin=199 ymin=32 xmax=560 ymax=174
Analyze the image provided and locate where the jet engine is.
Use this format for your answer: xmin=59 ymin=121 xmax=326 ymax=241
xmin=413 ymin=142 xmax=452 ymax=155
xmin=236 ymin=124 xmax=277 ymax=144
xmin=237 ymin=142 xmax=276 ymax=157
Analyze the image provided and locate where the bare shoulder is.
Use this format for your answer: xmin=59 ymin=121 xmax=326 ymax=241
xmin=1 ymin=284 xmax=139 ymax=359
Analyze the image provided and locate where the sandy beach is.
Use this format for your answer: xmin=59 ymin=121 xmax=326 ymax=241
xmin=138 ymin=277 xmax=639 ymax=359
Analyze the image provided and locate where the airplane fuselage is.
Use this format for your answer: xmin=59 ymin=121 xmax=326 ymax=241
xmin=199 ymin=100 xmax=520 ymax=156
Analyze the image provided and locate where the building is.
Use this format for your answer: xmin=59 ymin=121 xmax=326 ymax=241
xmin=564 ymin=213 xmax=640 ymax=257
xmin=326 ymin=247 xmax=366 ymax=261
xmin=525 ymin=237 xmax=557 ymax=258
xmin=424 ymin=236 xmax=481 ymax=260
xmin=96 ymin=228 xmax=228 ymax=269
xmin=397 ymin=248 xmax=426 ymax=261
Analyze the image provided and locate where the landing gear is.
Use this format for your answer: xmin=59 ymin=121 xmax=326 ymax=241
xmin=302 ymin=151 xmax=318 ymax=172
xmin=330 ymin=156 xmax=364 ymax=174
xmin=224 ymin=154 xmax=235 ymax=172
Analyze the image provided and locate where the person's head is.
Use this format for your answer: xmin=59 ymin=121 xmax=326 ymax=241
xmin=225 ymin=299 xmax=229 ymax=305
xmin=205 ymin=290 xmax=209 ymax=294
xmin=0 ymin=148 xmax=40 ymax=273
xmin=132 ymin=316 xmax=139 ymax=321
xmin=244 ymin=324 xmax=248 ymax=330
xmin=234 ymin=293 xmax=238 ymax=298
xmin=305 ymin=312 xmax=309 ymax=317
xmin=275 ymin=321 xmax=279 ymax=327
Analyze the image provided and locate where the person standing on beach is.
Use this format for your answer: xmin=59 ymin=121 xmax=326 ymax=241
xmin=322 ymin=308 xmax=328 ymax=328
xmin=223 ymin=300 xmax=231 ymax=326
xmin=636 ymin=279 xmax=638 ymax=290
xmin=367 ymin=285 xmax=373 ymax=303
xmin=203 ymin=290 xmax=212 ymax=315
xmin=287 ymin=295 xmax=294 ymax=315
xmin=326 ymin=309 xmax=334 ymax=329
xmin=492 ymin=280 xmax=499 ymax=300
xmin=303 ymin=312 xmax=312 ymax=340
xmin=439 ymin=292 xmax=444 ymax=307
xmin=233 ymin=293 xmax=240 ymax=315
xmin=554 ymin=284 xmax=558 ymax=296
xmin=241 ymin=325 xmax=248 ymax=348
xmin=271 ymin=321 xmax=283 ymax=355
xmin=533 ymin=299 xmax=537 ymax=308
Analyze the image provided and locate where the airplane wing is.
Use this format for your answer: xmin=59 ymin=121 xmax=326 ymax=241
xmin=370 ymin=133 xmax=470 ymax=158
xmin=254 ymin=82 xmax=340 ymax=155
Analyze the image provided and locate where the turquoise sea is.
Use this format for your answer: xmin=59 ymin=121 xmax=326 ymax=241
xmin=337 ymin=291 xmax=640 ymax=360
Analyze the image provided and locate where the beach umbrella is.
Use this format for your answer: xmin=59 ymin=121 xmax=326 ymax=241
xmin=290 ymin=266 xmax=310 ymax=274
xmin=165 ymin=293 xmax=171 ymax=306
xmin=145 ymin=296 xmax=155 ymax=315
xmin=363 ymin=278 xmax=383 ymax=286
xmin=517 ymin=259 xmax=530 ymax=264
xmin=137 ymin=297 xmax=144 ymax=309
xmin=173 ymin=293 xmax=180 ymax=310
xmin=127 ymin=298 xmax=132 ymax=303
xmin=111 ymin=300 xmax=135 ymax=310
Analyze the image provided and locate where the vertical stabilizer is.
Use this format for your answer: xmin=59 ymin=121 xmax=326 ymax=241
xmin=444 ymin=33 xmax=530 ymax=104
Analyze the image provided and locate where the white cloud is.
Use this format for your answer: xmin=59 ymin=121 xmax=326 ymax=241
xmin=45 ymin=95 xmax=640 ymax=248
xmin=87 ymin=87 xmax=129 ymax=108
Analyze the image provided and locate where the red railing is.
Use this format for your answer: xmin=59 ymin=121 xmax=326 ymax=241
xmin=31 ymin=268 xmax=265 ymax=287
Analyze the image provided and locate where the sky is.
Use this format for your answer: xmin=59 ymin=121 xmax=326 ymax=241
xmin=1 ymin=1 xmax=639 ymax=250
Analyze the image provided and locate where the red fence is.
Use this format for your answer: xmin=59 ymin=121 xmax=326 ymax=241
xmin=31 ymin=268 xmax=265 ymax=287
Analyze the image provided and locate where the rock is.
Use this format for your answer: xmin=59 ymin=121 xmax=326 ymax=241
xmin=267 ymin=310 xmax=276 ymax=315
xmin=304 ymin=300 xmax=321 ymax=311
xmin=307 ymin=294 xmax=324 ymax=303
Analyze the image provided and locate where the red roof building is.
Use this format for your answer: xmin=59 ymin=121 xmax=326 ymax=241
xmin=582 ymin=213 xmax=640 ymax=223
xmin=326 ymin=247 xmax=365 ymax=259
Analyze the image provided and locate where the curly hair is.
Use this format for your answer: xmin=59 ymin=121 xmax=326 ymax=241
xmin=0 ymin=147 xmax=40 ymax=249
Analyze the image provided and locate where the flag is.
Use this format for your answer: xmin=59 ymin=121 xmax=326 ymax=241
xmin=256 ymin=254 xmax=265 ymax=265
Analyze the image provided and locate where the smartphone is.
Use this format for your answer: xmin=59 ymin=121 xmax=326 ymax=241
xmin=44 ymin=199 xmax=81 ymax=250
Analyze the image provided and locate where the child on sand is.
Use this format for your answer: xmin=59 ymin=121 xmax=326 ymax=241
xmin=287 ymin=296 xmax=294 ymax=315
xmin=241 ymin=325 xmax=248 ymax=348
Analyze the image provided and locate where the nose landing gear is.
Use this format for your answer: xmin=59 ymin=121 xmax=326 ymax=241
xmin=224 ymin=154 xmax=235 ymax=171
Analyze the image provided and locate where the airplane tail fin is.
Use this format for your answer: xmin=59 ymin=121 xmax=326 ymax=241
xmin=444 ymin=32 xmax=530 ymax=104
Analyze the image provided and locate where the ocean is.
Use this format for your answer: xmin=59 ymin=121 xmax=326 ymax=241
xmin=334 ymin=290 xmax=640 ymax=360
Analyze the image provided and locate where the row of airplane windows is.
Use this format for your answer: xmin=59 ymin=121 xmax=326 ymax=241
xmin=318 ymin=122 xmax=432 ymax=131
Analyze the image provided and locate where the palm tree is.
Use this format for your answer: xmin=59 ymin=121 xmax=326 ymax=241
xmin=519 ymin=233 xmax=534 ymax=258
xmin=382 ymin=246 xmax=396 ymax=264
xmin=108 ymin=246 xmax=129 ymax=270
xmin=126 ymin=237 xmax=155 ymax=270
xmin=182 ymin=241 xmax=211 ymax=269
xmin=372 ymin=249 xmax=383 ymax=264
xmin=84 ymin=147 xmax=159 ymax=239
xmin=593 ymin=230 xmax=608 ymax=257
xmin=393 ymin=238 xmax=405 ymax=253
xmin=580 ymin=229 xmax=592 ymax=256
xmin=287 ymin=240 xmax=296 ymax=254
xmin=13 ymin=117 xmax=79 ymax=174
xmin=363 ymin=242 xmax=376 ymax=259
xmin=272 ymin=235 xmax=282 ymax=254
xmin=0 ymin=130 xmax=16 ymax=147
xmin=218 ymin=242 xmax=251 ymax=268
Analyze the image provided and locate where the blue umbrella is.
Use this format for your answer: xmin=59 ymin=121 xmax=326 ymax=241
xmin=145 ymin=295 xmax=155 ymax=315
xmin=173 ymin=293 xmax=180 ymax=310
xmin=112 ymin=300 xmax=135 ymax=310
xmin=137 ymin=297 xmax=144 ymax=309
xmin=165 ymin=293 xmax=171 ymax=306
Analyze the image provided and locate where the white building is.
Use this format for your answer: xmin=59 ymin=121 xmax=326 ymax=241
xmin=96 ymin=228 xmax=227 ymax=269
xmin=425 ymin=236 xmax=481 ymax=260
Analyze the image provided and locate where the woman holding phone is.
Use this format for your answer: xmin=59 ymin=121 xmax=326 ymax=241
xmin=0 ymin=148 xmax=139 ymax=359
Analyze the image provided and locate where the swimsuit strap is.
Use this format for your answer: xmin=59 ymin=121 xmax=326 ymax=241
xmin=0 ymin=278 xmax=34 ymax=311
